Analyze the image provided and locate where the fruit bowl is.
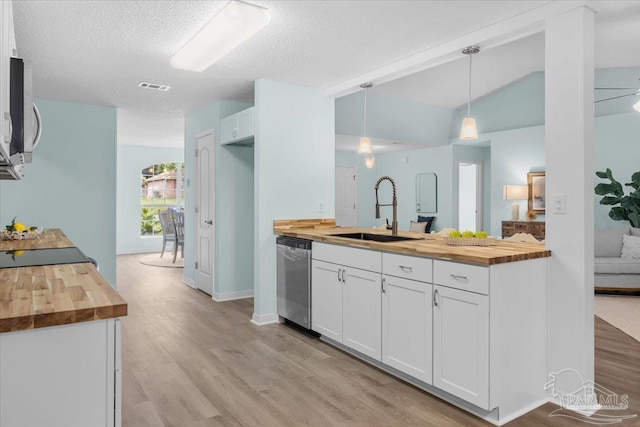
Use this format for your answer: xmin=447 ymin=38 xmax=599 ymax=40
xmin=444 ymin=237 xmax=491 ymax=247
xmin=0 ymin=227 xmax=43 ymax=240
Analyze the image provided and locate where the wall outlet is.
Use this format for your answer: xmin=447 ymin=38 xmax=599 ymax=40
xmin=552 ymin=193 xmax=567 ymax=214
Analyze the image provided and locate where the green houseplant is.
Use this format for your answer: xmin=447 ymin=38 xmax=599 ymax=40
xmin=595 ymin=168 xmax=640 ymax=228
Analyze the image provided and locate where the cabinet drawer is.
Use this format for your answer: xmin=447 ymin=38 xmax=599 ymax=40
xmin=433 ymin=260 xmax=489 ymax=295
xmin=514 ymin=223 xmax=529 ymax=232
xmin=382 ymin=253 xmax=432 ymax=282
xmin=312 ymin=242 xmax=381 ymax=273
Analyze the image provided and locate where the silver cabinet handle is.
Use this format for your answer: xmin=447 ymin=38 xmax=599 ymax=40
xmin=342 ymin=269 xmax=346 ymax=283
xmin=337 ymin=268 xmax=342 ymax=283
xmin=382 ymin=278 xmax=386 ymax=294
xmin=399 ymin=265 xmax=413 ymax=273
xmin=450 ymin=274 xmax=468 ymax=281
xmin=433 ymin=289 xmax=439 ymax=307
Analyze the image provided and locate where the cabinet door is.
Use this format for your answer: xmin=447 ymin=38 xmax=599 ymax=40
xmin=433 ymin=285 xmax=489 ymax=409
xmin=382 ymin=275 xmax=432 ymax=383
xmin=311 ymin=260 xmax=343 ymax=342
xmin=343 ymin=267 xmax=382 ymax=361
xmin=221 ymin=115 xmax=238 ymax=144
xmin=236 ymin=107 xmax=254 ymax=140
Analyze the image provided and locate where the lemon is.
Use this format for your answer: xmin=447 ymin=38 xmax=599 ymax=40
xmin=475 ymin=231 xmax=488 ymax=238
xmin=13 ymin=250 xmax=24 ymax=256
xmin=13 ymin=222 xmax=26 ymax=232
xmin=449 ymin=230 xmax=462 ymax=238
xmin=461 ymin=230 xmax=475 ymax=238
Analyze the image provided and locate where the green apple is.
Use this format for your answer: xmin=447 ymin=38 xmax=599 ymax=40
xmin=449 ymin=230 xmax=462 ymax=238
xmin=475 ymin=230 xmax=488 ymax=238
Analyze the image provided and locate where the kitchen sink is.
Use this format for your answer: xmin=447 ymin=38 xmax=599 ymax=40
xmin=330 ymin=232 xmax=420 ymax=243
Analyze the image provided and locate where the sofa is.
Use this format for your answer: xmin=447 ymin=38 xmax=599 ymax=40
xmin=595 ymin=225 xmax=640 ymax=293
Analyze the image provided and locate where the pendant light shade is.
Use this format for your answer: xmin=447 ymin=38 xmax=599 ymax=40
xmin=358 ymin=82 xmax=374 ymax=154
xmin=634 ymin=100 xmax=640 ymax=112
xmin=365 ymin=154 xmax=375 ymax=169
xmin=460 ymin=46 xmax=480 ymax=140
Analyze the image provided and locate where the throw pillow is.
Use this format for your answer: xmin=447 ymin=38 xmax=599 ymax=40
xmin=409 ymin=221 xmax=427 ymax=233
xmin=417 ymin=215 xmax=435 ymax=233
xmin=631 ymin=227 xmax=640 ymax=237
xmin=621 ymin=234 xmax=640 ymax=259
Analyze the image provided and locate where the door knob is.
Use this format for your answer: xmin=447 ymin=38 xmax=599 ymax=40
xmin=204 ymin=220 xmax=213 ymax=225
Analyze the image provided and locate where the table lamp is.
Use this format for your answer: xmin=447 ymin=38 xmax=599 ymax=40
xmin=503 ymin=185 xmax=528 ymax=220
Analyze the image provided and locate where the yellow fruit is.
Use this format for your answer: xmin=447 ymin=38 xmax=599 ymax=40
xmin=461 ymin=230 xmax=475 ymax=238
xmin=13 ymin=250 xmax=24 ymax=256
xmin=475 ymin=231 xmax=488 ymax=238
xmin=13 ymin=222 xmax=26 ymax=232
xmin=449 ymin=230 xmax=462 ymax=238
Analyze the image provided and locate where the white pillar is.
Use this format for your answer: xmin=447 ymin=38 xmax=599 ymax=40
xmin=545 ymin=6 xmax=595 ymax=396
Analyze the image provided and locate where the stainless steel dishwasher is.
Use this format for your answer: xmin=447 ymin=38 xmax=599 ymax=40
xmin=276 ymin=236 xmax=312 ymax=329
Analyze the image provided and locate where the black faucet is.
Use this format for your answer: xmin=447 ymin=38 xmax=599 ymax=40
xmin=375 ymin=176 xmax=398 ymax=236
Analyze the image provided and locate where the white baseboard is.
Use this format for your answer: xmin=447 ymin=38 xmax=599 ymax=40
xmin=116 ymin=249 xmax=161 ymax=255
xmin=251 ymin=313 xmax=280 ymax=326
xmin=183 ymin=276 xmax=195 ymax=288
xmin=498 ymin=398 xmax=550 ymax=425
xmin=212 ymin=289 xmax=253 ymax=302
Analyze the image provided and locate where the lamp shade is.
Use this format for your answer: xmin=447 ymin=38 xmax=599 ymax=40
xmin=170 ymin=1 xmax=270 ymax=72
xmin=365 ymin=155 xmax=375 ymax=169
xmin=503 ymin=185 xmax=528 ymax=200
xmin=634 ymin=100 xmax=640 ymax=112
xmin=460 ymin=117 xmax=478 ymax=140
xmin=358 ymin=137 xmax=372 ymax=154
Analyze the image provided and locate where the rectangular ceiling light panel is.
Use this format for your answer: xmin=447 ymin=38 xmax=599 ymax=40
xmin=171 ymin=1 xmax=270 ymax=72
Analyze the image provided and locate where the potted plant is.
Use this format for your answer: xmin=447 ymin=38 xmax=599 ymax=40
xmin=595 ymin=168 xmax=640 ymax=228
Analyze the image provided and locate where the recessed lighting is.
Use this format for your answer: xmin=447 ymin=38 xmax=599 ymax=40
xmin=138 ymin=82 xmax=170 ymax=91
xmin=170 ymin=1 xmax=271 ymax=72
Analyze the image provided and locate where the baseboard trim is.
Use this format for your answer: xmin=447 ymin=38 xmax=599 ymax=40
xmin=498 ymin=398 xmax=550 ymax=425
xmin=183 ymin=276 xmax=195 ymax=288
xmin=251 ymin=313 xmax=280 ymax=326
xmin=212 ymin=290 xmax=253 ymax=302
xmin=116 ymin=249 xmax=162 ymax=255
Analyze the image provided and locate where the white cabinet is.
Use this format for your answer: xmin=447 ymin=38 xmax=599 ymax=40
xmin=382 ymin=275 xmax=432 ymax=383
xmin=343 ymin=267 xmax=382 ymax=360
xmin=221 ymin=107 xmax=254 ymax=146
xmin=0 ymin=1 xmax=16 ymax=163
xmin=0 ymin=319 xmax=121 ymax=427
xmin=311 ymin=259 xmax=343 ymax=342
xmin=433 ymin=285 xmax=489 ymax=410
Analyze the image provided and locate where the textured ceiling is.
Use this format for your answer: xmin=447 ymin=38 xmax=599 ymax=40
xmin=12 ymin=1 xmax=640 ymax=118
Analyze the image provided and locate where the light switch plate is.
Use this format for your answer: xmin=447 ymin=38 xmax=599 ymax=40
xmin=552 ymin=193 xmax=567 ymax=214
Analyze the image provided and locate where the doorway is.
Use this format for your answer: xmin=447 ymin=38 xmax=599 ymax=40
xmin=195 ymin=130 xmax=215 ymax=295
xmin=458 ymin=161 xmax=482 ymax=233
xmin=335 ymin=166 xmax=356 ymax=227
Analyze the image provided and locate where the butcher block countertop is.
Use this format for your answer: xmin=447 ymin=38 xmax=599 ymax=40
xmin=274 ymin=220 xmax=550 ymax=266
xmin=0 ymin=230 xmax=127 ymax=333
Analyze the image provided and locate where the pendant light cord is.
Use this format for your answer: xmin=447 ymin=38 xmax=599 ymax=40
xmin=363 ymin=87 xmax=368 ymax=137
xmin=467 ymin=52 xmax=472 ymax=117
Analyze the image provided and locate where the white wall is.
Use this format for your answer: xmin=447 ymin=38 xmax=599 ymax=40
xmin=254 ymin=79 xmax=335 ymax=319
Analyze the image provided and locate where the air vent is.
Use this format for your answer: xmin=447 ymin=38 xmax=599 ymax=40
xmin=138 ymin=82 xmax=170 ymax=91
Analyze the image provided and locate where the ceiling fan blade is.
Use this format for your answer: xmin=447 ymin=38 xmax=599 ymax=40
xmin=595 ymin=93 xmax=638 ymax=103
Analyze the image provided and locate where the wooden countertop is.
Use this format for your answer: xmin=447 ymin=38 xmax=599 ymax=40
xmin=274 ymin=225 xmax=550 ymax=266
xmin=0 ymin=229 xmax=127 ymax=333
xmin=0 ymin=228 xmax=74 ymax=251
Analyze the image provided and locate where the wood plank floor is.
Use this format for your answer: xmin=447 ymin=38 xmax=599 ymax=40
xmin=117 ymin=254 xmax=640 ymax=427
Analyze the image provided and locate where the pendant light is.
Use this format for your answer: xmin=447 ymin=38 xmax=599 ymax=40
xmin=365 ymin=154 xmax=375 ymax=169
xmin=358 ymin=82 xmax=373 ymax=154
xmin=460 ymin=46 xmax=480 ymax=140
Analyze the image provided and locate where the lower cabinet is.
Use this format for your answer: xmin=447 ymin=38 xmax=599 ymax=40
xmin=433 ymin=284 xmax=489 ymax=409
xmin=343 ymin=268 xmax=382 ymax=361
xmin=311 ymin=259 xmax=343 ymax=342
xmin=382 ymin=275 xmax=432 ymax=383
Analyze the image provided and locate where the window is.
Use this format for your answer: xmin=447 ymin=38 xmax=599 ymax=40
xmin=140 ymin=162 xmax=185 ymax=236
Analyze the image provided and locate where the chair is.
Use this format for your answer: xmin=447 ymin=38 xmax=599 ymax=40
xmin=172 ymin=212 xmax=185 ymax=263
xmin=158 ymin=210 xmax=176 ymax=258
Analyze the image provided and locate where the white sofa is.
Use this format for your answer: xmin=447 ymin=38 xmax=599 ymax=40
xmin=595 ymin=225 xmax=640 ymax=292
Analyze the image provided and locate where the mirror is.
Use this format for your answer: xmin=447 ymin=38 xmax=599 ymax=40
xmin=416 ymin=173 xmax=437 ymax=213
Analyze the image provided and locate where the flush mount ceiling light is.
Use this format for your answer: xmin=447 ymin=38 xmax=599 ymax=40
xmin=358 ymin=82 xmax=373 ymax=154
xmin=138 ymin=82 xmax=170 ymax=91
xmin=595 ymin=79 xmax=640 ymax=113
xmin=460 ymin=46 xmax=480 ymax=140
xmin=170 ymin=1 xmax=271 ymax=72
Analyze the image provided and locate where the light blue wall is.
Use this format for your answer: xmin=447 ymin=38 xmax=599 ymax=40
xmin=116 ymin=145 xmax=183 ymax=254
xmin=336 ymin=145 xmax=454 ymax=232
xmin=0 ymin=98 xmax=117 ymax=285
xmin=184 ymin=100 xmax=254 ymax=295
xmin=336 ymin=91 xmax=453 ymax=145
xmin=254 ymin=79 xmax=335 ymax=317
xmin=594 ymin=112 xmax=640 ymax=229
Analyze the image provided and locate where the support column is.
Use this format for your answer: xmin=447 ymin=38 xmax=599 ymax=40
xmin=545 ymin=6 xmax=595 ymax=397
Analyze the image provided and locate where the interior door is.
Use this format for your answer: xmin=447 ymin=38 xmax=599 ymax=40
xmin=458 ymin=162 xmax=482 ymax=232
xmin=335 ymin=166 xmax=356 ymax=227
xmin=195 ymin=130 xmax=215 ymax=295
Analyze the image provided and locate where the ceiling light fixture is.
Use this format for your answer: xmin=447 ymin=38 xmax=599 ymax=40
xmin=634 ymin=100 xmax=640 ymax=112
xmin=358 ymin=82 xmax=373 ymax=154
xmin=460 ymin=46 xmax=480 ymax=140
xmin=365 ymin=154 xmax=375 ymax=169
xmin=170 ymin=1 xmax=270 ymax=72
